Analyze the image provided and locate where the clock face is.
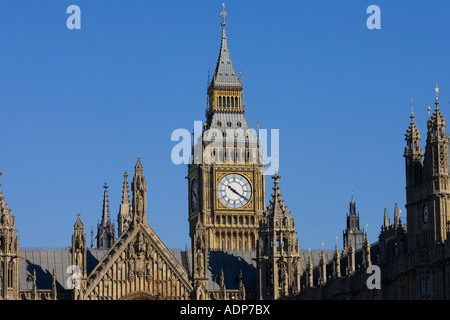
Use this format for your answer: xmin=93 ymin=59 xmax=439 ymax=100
xmin=423 ymin=205 xmax=429 ymax=224
xmin=217 ymin=173 xmax=252 ymax=209
xmin=190 ymin=178 xmax=198 ymax=212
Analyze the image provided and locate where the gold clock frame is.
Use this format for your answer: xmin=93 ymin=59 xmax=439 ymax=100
xmin=215 ymin=170 xmax=254 ymax=210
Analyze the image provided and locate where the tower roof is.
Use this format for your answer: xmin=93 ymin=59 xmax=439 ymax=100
xmin=0 ymin=172 xmax=14 ymax=225
xmin=209 ymin=4 xmax=242 ymax=90
xmin=121 ymin=171 xmax=130 ymax=204
xmin=428 ymin=85 xmax=446 ymax=131
xmin=265 ymin=172 xmax=291 ymax=220
xmin=101 ymin=182 xmax=111 ymax=226
xmin=405 ymin=99 xmax=421 ymax=142
xmin=74 ymin=212 xmax=84 ymax=230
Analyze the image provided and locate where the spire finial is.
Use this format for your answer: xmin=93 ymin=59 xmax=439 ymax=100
xmin=104 ymin=182 xmax=108 ymax=190
xmin=220 ymin=3 xmax=227 ymax=26
xmin=274 ymin=155 xmax=278 ymax=175
xmin=410 ymin=98 xmax=414 ymax=118
xmin=435 ymin=84 xmax=440 ymax=108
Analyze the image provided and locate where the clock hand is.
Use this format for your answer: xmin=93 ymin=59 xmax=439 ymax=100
xmin=227 ymin=185 xmax=249 ymax=201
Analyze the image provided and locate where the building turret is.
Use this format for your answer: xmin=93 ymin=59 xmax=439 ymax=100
xmin=0 ymin=173 xmax=20 ymax=299
xmin=257 ymin=171 xmax=300 ymax=299
xmin=131 ymin=157 xmax=147 ymax=225
xmin=97 ymin=182 xmax=115 ymax=249
xmin=343 ymin=195 xmax=364 ymax=251
xmin=118 ymin=171 xmax=132 ymax=236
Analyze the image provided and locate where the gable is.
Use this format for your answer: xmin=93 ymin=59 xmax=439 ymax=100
xmin=81 ymin=222 xmax=192 ymax=300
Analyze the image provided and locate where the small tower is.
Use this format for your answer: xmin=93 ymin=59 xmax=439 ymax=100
xmin=332 ymin=243 xmax=341 ymax=279
xmin=118 ymin=171 xmax=132 ymax=236
xmin=362 ymin=232 xmax=371 ymax=268
xmin=71 ymin=212 xmax=87 ymax=299
xmin=72 ymin=213 xmax=86 ymax=277
xmin=0 ymin=173 xmax=20 ymax=300
xmin=97 ymin=182 xmax=115 ymax=249
xmin=319 ymin=249 xmax=327 ymax=286
xmin=404 ymin=99 xmax=423 ymax=191
xmin=383 ymin=208 xmax=389 ymax=229
xmin=407 ymin=87 xmax=450 ymax=252
xmin=257 ymin=171 xmax=300 ymax=300
xmin=131 ymin=157 xmax=147 ymax=225
xmin=343 ymin=195 xmax=364 ymax=251
xmin=346 ymin=240 xmax=356 ymax=276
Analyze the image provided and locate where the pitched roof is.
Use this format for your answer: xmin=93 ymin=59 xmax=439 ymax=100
xmin=209 ymin=11 xmax=242 ymax=89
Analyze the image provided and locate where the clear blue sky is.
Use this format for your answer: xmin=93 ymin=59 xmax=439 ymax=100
xmin=1 ymin=0 xmax=449 ymax=251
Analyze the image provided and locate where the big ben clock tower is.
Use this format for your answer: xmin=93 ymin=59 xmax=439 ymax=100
xmin=187 ymin=5 xmax=266 ymax=292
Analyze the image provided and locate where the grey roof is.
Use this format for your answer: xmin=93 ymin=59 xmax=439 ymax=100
xmin=18 ymin=248 xmax=191 ymax=292
xmin=206 ymin=112 xmax=257 ymax=140
xmin=299 ymin=250 xmax=335 ymax=274
xmin=206 ymin=250 xmax=336 ymax=293
xmin=172 ymin=249 xmax=192 ymax=278
xmin=18 ymin=249 xmax=108 ymax=291
xmin=208 ymin=250 xmax=257 ymax=291
xmin=210 ymin=25 xmax=241 ymax=87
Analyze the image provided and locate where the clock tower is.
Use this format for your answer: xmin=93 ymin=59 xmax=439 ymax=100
xmin=405 ymin=90 xmax=450 ymax=252
xmin=187 ymin=5 xmax=266 ymax=290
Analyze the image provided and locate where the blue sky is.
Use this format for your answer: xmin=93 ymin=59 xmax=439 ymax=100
xmin=1 ymin=0 xmax=449 ymax=251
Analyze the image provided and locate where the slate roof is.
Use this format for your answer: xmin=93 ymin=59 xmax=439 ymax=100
xmin=206 ymin=250 xmax=336 ymax=293
xmin=18 ymin=248 xmax=191 ymax=291
xmin=18 ymin=249 xmax=108 ymax=291
xmin=210 ymin=24 xmax=241 ymax=88
xmin=208 ymin=250 xmax=257 ymax=291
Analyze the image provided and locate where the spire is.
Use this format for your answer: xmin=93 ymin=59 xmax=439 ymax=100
xmin=122 ymin=171 xmax=130 ymax=204
xmin=383 ymin=208 xmax=389 ymax=229
xmin=101 ymin=182 xmax=111 ymax=226
xmin=405 ymin=97 xmax=423 ymax=165
xmin=349 ymin=191 xmax=356 ymax=216
xmin=265 ymin=171 xmax=289 ymax=218
xmin=428 ymin=85 xmax=446 ymax=134
xmin=74 ymin=212 xmax=84 ymax=231
xmin=394 ymin=203 xmax=400 ymax=228
xmin=118 ymin=171 xmax=132 ymax=236
xmin=97 ymin=183 xmax=115 ymax=249
xmin=210 ymin=3 xmax=241 ymax=89
xmin=132 ymin=156 xmax=147 ymax=224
